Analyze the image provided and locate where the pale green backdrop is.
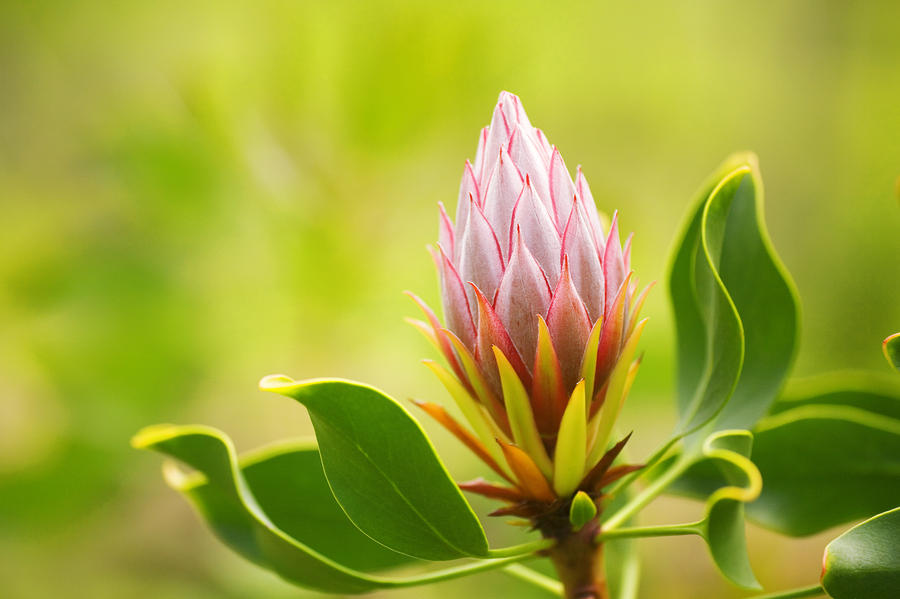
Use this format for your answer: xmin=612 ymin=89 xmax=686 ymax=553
xmin=1 ymin=1 xmax=899 ymax=597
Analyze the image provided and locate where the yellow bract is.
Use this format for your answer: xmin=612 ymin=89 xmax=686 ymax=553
xmin=493 ymin=346 xmax=553 ymax=478
xmin=553 ymin=380 xmax=587 ymax=496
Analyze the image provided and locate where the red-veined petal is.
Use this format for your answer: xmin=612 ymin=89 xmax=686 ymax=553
xmin=458 ymin=196 xmax=505 ymax=313
xmin=508 ymin=123 xmax=551 ymax=213
xmin=562 ymin=199 xmax=605 ymax=321
xmin=437 ymin=244 xmax=476 ymax=348
xmin=532 ymin=315 xmax=566 ymax=435
xmin=438 ymin=202 xmax=455 ymax=259
xmin=472 ymin=283 xmax=532 ymax=393
xmin=494 ymin=230 xmax=552 ymax=367
xmin=473 ymin=127 xmax=489 ymax=183
xmin=547 ymin=256 xmax=593 ymax=392
xmin=549 ymin=146 xmax=576 ymax=232
xmin=483 ymin=146 xmax=523 ymax=260
xmin=603 ymin=212 xmax=626 ymax=315
xmin=510 ymin=176 xmax=561 ymax=286
xmin=593 ymin=272 xmax=633 ymax=393
xmin=575 ymin=166 xmax=607 ymax=253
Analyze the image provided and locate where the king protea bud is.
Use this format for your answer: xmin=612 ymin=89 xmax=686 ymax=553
xmin=408 ymin=91 xmax=649 ymax=511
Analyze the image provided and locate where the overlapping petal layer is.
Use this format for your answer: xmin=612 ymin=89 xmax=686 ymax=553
xmin=414 ymin=91 xmax=648 ymax=504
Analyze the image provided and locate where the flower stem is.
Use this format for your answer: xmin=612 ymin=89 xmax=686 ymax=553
xmin=503 ymin=564 xmax=564 ymax=596
xmin=486 ymin=538 xmax=554 ymax=558
xmin=547 ymin=524 xmax=608 ymax=599
xmin=598 ymin=521 xmax=703 ymax=541
xmin=748 ymin=584 xmax=824 ymax=599
xmin=385 ymin=554 xmax=536 ymax=588
xmin=603 ymin=454 xmax=692 ymax=532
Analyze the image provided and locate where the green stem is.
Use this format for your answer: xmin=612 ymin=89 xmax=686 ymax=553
xmin=502 ymin=564 xmax=564 ymax=596
xmin=749 ymin=584 xmax=824 ymax=599
xmin=606 ymin=436 xmax=680 ymax=497
xmin=486 ymin=538 xmax=554 ymax=558
xmin=603 ymin=455 xmax=692 ymax=531
xmin=386 ymin=554 xmax=536 ymax=588
xmin=598 ymin=521 xmax=703 ymax=541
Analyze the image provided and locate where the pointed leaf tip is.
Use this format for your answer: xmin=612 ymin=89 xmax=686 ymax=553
xmin=569 ymin=491 xmax=597 ymax=531
xmin=259 ymin=374 xmax=297 ymax=391
xmin=131 ymin=424 xmax=180 ymax=449
xmin=883 ymin=333 xmax=900 ymax=371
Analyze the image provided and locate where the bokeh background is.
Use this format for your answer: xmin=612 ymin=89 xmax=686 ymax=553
xmin=2 ymin=1 xmax=899 ymax=597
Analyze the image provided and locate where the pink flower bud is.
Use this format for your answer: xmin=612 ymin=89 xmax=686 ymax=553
xmin=413 ymin=92 xmax=649 ymax=502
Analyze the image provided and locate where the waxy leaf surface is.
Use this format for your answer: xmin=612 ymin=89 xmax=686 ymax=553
xmin=770 ymin=373 xmax=900 ymax=421
xmin=669 ymin=154 xmax=799 ymax=440
xmin=132 ymin=426 xmax=411 ymax=593
xmin=884 ymin=333 xmax=900 ymax=372
xmin=822 ymin=507 xmax=900 ymax=599
xmin=671 ymin=381 xmax=900 ymax=537
xmin=260 ymin=376 xmax=489 ymax=560
xmin=647 ymin=431 xmax=762 ymax=589
xmin=698 ymin=430 xmax=761 ymax=590
xmin=748 ymin=405 xmax=900 ymax=536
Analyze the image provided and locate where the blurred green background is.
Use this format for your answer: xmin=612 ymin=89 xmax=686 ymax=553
xmin=2 ymin=1 xmax=899 ymax=597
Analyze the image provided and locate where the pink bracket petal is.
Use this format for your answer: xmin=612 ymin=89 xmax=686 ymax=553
xmin=494 ymin=230 xmax=552 ymax=369
xmin=603 ymin=212 xmax=626 ymax=316
xmin=546 ymin=256 xmax=593 ymax=394
xmin=549 ymin=147 xmax=576 ymax=233
xmin=437 ymin=244 xmax=476 ymax=349
xmin=562 ymin=198 xmax=605 ymax=321
xmin=510 ymin=176 xmax=561 ymax=287
xmin=472 ymin=283 xmax=533 ymax=396
xmin=458 ymin=195 xmax=506 ymax=313
xmin=437 ymin=202 xmax=455 ymax=259
xmin=508 ymin=123 xmax=552 ymax=213
xmin=483 ymin=147 xmax=524 ymax=261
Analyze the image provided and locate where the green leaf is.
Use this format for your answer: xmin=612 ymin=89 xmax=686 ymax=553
xmin=670 ymin=153 xmax=799 ymax=438
xmin=884 ymin=333 xmax=900 ymax=372
xmin=179 ymin=438 xmax=414 ymax=572
xmin=132 ymin=425 xmax=405 ymax=593
xmin=770 ymin=372 xmax=900 ymax=421
xmin=748 ymin=406 xmax=900 ymax=536
xmin=133 ymin=425 xmax=529 ymax=593
xmin=259 ymin=376 xmax=489 ymax=561
xmin=568 ymin=491 xmax=597 ymax=531
xmin=608 ymin=430 xmax=761 ymax=589
xmin=670 ymin=404 xmax=900 ymax=537
xmin=698 ymin=430 xmax=762 ymax=590
xmin=822 ymin=507 xmax=900 ymax=599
